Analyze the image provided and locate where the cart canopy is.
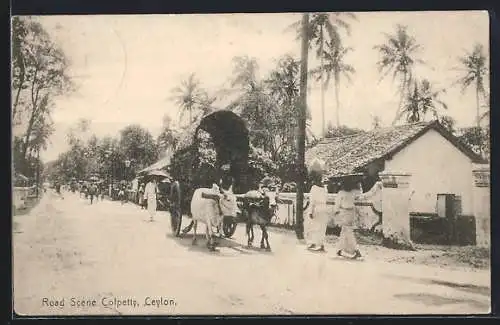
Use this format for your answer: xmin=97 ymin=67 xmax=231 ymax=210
xmin=173 ymin=109 xmax=251 ymax=193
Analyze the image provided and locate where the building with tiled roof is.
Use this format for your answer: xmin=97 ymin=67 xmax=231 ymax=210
xmin=306 ymin=120 xmax=487 ymax=215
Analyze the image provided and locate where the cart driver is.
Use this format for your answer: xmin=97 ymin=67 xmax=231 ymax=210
xmin=216 ymin=163 xmax=234 ymax=192
xmin=210 ymin=163 xmax=234 ymax=235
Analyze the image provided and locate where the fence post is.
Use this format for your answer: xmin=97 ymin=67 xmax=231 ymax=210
xmin=472 ymin=165 xmax=490 ymax=248
xmin=379 ymin=172 xmax=415 ymax=250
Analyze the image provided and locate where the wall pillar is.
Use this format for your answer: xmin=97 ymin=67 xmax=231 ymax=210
xmin=379 ymin=172 xmax=415 ymax=250
xmin=472 ymin=165 xmax=490 ymax=248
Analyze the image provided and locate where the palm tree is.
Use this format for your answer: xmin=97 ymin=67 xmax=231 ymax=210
xmin=311 ymin=40 xmax=355 ymax=127
xmin=170 ymin=73 xmax=202 ymax=125
xmin=455 ymin=43 xmax=488 ymax=129
xmin=401 ymin=79 xmax=448 ymax=123
xmin=288 ymin=13 xmax=356 ymax=136
xmin=374 ymin=24 xmax=425 ymax=125
xmin=311 ymin=13 xmax=356 ymax=135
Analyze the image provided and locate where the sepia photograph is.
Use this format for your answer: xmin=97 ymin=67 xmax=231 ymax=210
xmin=11 ymin=11 xmax=491 ymax=316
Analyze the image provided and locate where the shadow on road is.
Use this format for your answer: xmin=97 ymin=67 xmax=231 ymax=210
xmin=384 ymin=274 xmax=490 ymax=297
xmin=393 ymin=293 xmax=490 ymax=311
xmin=329 ymin=255 xmax=365 ymax=263
xmin=427 ymin=279 xmax=490 ymax=297
xmin=166 ymin=233 xmax=274 ymax=256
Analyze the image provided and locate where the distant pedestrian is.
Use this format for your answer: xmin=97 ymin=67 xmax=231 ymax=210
xmin=55 ymin=181 xmax=64 ymax=200
xmin=118 ymin=183 xmax=126 ymax=205
xmin=138 ymin=183 xmax=145 ymax=209
xmin=144 ymin=178 xmax=158 ymax=222
xmin=305 ymin=158 xmax=328 ymax=252
xmin=89 ymin=182 xmax=98 ymax=204
xmin=335 ymin=175 xmax=363 ymax=259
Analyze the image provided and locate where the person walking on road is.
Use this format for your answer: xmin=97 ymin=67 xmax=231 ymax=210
xmin=89 ymin=182 xmax=98 ymax=205
xmin=55 ymin=180 xmax=64 ymax=200
xmin=138 ymin=183 xmax=145 ymax=209
xmin=144 ymin=178 xmax=158 ymax=222
xmin=118 ymin=182 xmax=127 ymax=205
xmin=334 ymin=175 xmax=363 ymax=259
xmin=305 ymin=158 xmax=328 ymax=252
xmin=100 ymin=183 xmax=106 ymax=201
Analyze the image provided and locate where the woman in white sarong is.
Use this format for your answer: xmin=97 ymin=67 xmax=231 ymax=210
xmin=305 ymin=159 xmax=328 ymax=252
xmin=335 ymin=175 xmax=362 ymax=259
xmin=144 ymin=178 xmax=158 ymax=222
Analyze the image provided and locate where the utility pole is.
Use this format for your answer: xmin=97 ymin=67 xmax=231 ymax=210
xmin=295 ymin=13 xmax=309 ymax=240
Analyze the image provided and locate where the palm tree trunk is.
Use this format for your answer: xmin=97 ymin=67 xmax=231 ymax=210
xmin=475 ymin=81 xmax=481 ymax=129
xmin=393 ymin=73 xmax=407 ymax=126
xmin=319 ymin=28 xmax=325 ymax=137
xmin=334 ymin=75 xmax=341 ymax=127
xmin=476 ymin=82 xmax=483 ymax=156
xmin=296 ymin=13 xmax=309 ymax=240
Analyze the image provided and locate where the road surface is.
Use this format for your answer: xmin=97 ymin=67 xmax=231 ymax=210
xmin=13 ymin=191 xmax=490 ymax=316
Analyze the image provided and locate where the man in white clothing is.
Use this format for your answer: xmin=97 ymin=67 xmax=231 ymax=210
xmin=306 ymin=158 xmax=328 ymax=252
xmin=144 ymin=178 xmax=158 ymax=222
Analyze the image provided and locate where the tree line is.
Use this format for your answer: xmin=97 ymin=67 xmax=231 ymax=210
xmin=12 ymin=16 xmax=74 ymax=184
xmin=290 ymin=12 xmax=489 ymax=241
xmin=13 ymin=14 xmax=489 ymax=186
xmin=167 ymin=13 xmax=490 ymax=182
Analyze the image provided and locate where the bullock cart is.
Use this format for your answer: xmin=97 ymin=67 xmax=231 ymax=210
xmin=167 ymin=110 xmax=254 ymax=238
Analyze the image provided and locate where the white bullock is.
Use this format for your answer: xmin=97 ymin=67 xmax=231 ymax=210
xmin=190 ymin=184 xmax=238 ymax=251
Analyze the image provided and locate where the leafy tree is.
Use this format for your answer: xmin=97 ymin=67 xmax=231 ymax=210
xmin=325 ymin=122 xmax=365 ymax=138
xmin=247 ymin=145 xmax=279 ymax=189
xmin=265 ymin=55 xmax=301 ymax=158
xmin=12 ymin=17 xmax=74 ymax=174
xmin=374 ymin=24 xmax=424 ymax=125
xmin=226 ymin=56 xmax=274 ymax=152
xmin=12 ymin=16 xmax=29 ymax=121
xmin=457 ymin=126 xmax=490 ymax=161
xmin=439 ymin=115 xmax=456 ymax=133
xmin=118 ymin=124 xmax=159 ymax=172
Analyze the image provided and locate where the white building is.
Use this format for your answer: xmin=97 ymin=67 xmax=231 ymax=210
xmin=305 ymin=120 xmax=488 ymax=216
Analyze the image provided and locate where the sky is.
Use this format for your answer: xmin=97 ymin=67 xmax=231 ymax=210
xmin=20 ymin=11 xmax=489 ymax=162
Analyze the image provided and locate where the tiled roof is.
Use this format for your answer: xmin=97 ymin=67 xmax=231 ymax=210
xmin=305 ymin=120 xmax=485 ymax=179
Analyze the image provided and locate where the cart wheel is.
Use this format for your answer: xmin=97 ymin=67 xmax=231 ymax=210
xmin=222 ymin=216 xmax=237 ymax=238
xmin=169 ymin=181 xmax=182 ymax=237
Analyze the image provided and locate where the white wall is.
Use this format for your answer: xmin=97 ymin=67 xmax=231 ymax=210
xmin=385 ymin=129 xmax=474 ymax=215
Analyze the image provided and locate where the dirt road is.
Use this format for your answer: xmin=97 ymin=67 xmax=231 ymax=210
xmin=13 ymin=191 xmax=490 ymax=316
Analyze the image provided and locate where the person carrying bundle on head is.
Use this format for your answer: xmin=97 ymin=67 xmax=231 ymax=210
xmin=334 ymin=174 xmax=363 ymax=259
xmin=305 ymin=158 xmax=328 ymax=252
